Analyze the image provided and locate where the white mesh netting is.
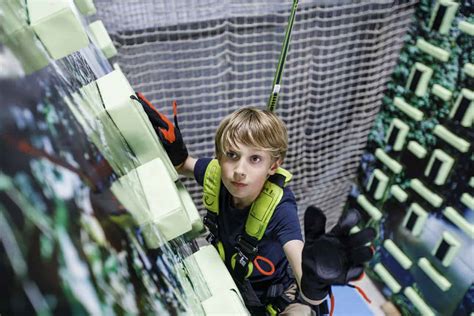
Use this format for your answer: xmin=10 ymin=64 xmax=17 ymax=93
xmin=94 ymin=0 xmax=417 ymax=228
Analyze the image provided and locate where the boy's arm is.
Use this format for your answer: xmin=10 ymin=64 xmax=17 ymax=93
xmin=283 ymin=240 xmax=324 ymax=306
xmin=176 ymin=156 xmax=197 ymax=178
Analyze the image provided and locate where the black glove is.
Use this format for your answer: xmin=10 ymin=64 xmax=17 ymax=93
xmin=131 ymin=92 xmax=188 ymax=166
xmin=301 ymin=206 xmax=375 ymax=301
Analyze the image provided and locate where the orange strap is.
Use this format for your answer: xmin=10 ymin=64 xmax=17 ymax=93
xmin=253 ymin=256 xmax=275 ymax=276
xmin=354 ymin=271 xmax=366 ymax=282
xmin=352 ymin=285 xmax=371 ymax=304
xmin=330 ymin=293 xmax=335 ymax=316
xmin=329 ymin=279 xmax=371 ymax=316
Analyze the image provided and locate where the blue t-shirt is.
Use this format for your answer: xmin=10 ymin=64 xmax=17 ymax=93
xmin=194 ymin=158 xmax=303 ymax=299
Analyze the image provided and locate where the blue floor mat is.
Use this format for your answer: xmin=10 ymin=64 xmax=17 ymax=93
xmin=331 ymin=286 xmax=373 ymax=315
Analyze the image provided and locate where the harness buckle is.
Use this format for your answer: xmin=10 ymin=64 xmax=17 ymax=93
xmin=205 ymin=231 xmax=217 ymax=244
xmin=236 ymin=249 xmax=250 ymax=268
xmin=232 ymin=248 xmax=253 ymax=280
xmin=236 ymin=234 xmax=258 ymax=259
xmin=203 ymin=212 xmax=218 ymax=234
xmin=203 ymin=212 xmax=220 ymax=246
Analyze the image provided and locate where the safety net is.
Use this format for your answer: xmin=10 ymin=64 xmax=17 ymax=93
xmin=94 ymin=0 xmax=418 ymax=228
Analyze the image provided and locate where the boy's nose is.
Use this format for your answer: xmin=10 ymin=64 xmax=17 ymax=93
xmin=233 ymin=161 xmax=246 ymax=180
xmin=233 ymin=170 xmax=246 ymax=180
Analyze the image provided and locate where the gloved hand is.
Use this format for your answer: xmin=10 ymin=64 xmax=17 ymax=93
xmin=301 ymin=206 xmax=376 ymax=301
xmin=131 ymin=92 xmax=188 ymax=166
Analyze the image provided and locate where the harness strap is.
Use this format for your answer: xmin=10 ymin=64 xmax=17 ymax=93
xmin=232 ymin=233 xmax=259 ymax=280
xmin=265 ymin=283 xmax=293 ymax=315
xmin=203 ymin=211 xmax=218 ymax=243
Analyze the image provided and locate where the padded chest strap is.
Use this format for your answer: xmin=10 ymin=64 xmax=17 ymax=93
xmin=246 ymin=176 xmax=284 ymax=240
xmin=245 ymin=167 xmax=292 ymax=240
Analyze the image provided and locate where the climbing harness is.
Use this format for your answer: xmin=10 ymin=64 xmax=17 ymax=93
xmin=202 ymin=159 xmax=302 ymax=313
xmin=203 ymin=159 xmax=292 ymax=281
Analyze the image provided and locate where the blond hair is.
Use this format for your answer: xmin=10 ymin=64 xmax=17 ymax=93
xmin=215 ymin=107 xmax=288 ymax=161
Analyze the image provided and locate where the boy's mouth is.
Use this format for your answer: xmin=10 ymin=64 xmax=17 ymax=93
xmin=231 ymin=181 xmax=247 ymax=188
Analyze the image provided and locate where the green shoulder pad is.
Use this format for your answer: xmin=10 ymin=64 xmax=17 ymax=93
xmin=276 ymin=167 xmax=292 ymax=186
xmin=203 ymin=159 xmax=221 ymax=214
xmin=245 ymin=168 xmax=292 ymax=240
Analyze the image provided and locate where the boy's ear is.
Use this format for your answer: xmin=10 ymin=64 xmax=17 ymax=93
xmin=268 ymin=158 xmax=282 ymax=175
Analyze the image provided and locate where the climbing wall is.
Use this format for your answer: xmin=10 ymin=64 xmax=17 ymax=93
xmin=0 ymin=0 xmax=247 ymax=314
xmin=349 ymin=0 xmax=473 ymax=315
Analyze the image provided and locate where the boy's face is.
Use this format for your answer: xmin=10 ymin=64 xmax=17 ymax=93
xmin=219 ymin=142 xmax=280 ymax=209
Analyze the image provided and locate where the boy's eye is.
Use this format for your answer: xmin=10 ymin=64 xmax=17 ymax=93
xmin=226 ymin=151 xmax=238 ymax=159
xmin=250 ymin=155 xmax=262 ymax=163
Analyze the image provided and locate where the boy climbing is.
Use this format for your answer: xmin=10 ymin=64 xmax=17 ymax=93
xmin=131 ymin=93 xmax=376 ymax=315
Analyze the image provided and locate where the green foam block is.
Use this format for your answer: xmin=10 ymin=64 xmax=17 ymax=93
xmin=0 ymin=1 xmax=49 ymax=74
xmin=367 ymin=169 xmax=389 ymax=200
xmin=429 ymin=0 xmax=459 ymax=35
xmin=357 ymin=195 xmax=382 ymax=220
xmin=432 ymin=84 xmax=452 ymax=101
xmin=0 ymin=1 xmax=28 ymax=38
xmin=386 ymin=118 xmax=409 ymax=151
xmin=390 ymin=185 xmax=408 ymax=203
xmin=407 ymin=141 xmax=427 ymax=159
xmin=201 ymin=290 xmax=249 ymax=315
xmin=424 ymin=149 xmax=454 ymax=185
xmin=418 ymin=258 xmax=452 ymax=291
xmin=443 ymin=207 xmax=474 ymax=239
xmin=110 ymin=172 xmax=149 ymax=226
xmin=65 ymin=89 xmax=136 ymax=176
xmin=404 ymin=287 xmax=435 ymax=316
xmin=406 ymin=62 xmax=433 ymax=97
xmin=433 ymin=125 xmax=470 ymax=153
xmin=374 ymin=263 xmax=401 ymax=293
xmin=3 ymin=26 xmax=50 ymax=74
xmin=459 ymin=20 xmax=474 ymax=36
xmin=410 ymin=179 xmax=443 ymax=208
xmin=384 ymin=239 xmax=412 ymax=269
xmin=393 ymin=97 xmax=424 ymax=121
xmin=403 ymin=203 xmax=428 ymax=236
xmin=416 ymin=38 xmax=450 ymax=62
xmin=450 ymin=89 xmax=473 ymax=128
xmin=193 ymin=245 xmax=243 ymax=300
xmin=74 ymin=0 xmax=96 ymax=16
xmin=137 ymin=158 xmax=191 ymax=241
xmin=432 ymin=232 xmax=460 ymax=267
xmin=28 ymin=0 xmax=90 ymax=60
xmin=375 ymin=148 xmax=402 ymax=174
xmin=464 ymin=63 xmax=474 ymax=78
xmin=89 ymin=20 xmax=117 ymax=59
xmin=96 ymin=69 xmax=178 ymax=181
xmin=461 ymin=193 xmax=474 ymax=210
xmin=111 ymin=158 xmax=193 ymax=247
xmin=176 ymin=181 xmax=204 ymax=238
